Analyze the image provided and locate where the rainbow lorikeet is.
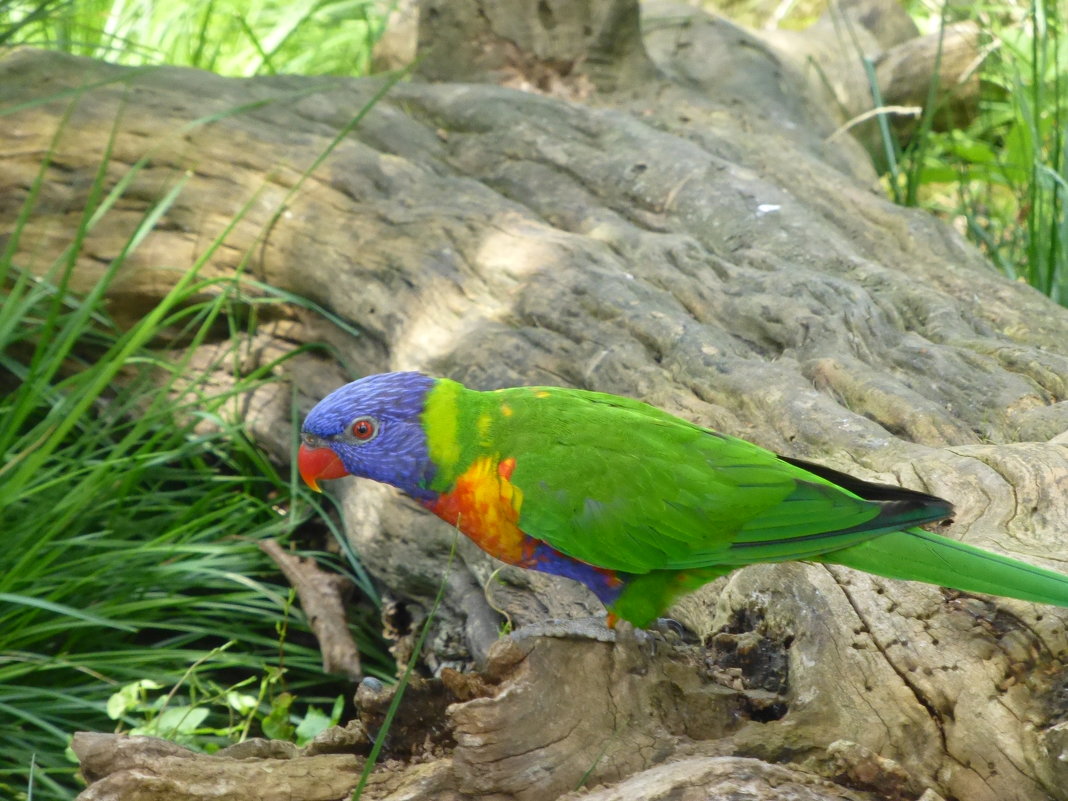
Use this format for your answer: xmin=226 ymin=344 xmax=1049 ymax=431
xmin=297 ymin=372 xmax=1068 ymax=627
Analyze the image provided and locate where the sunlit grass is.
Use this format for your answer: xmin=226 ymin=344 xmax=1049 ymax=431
xmin=887 ymin=0 xmax=1067 ymax=305
xmin=0 ymin=0 xmax=388 ymax=75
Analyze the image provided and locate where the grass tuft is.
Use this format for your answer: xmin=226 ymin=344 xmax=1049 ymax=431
xmin=0 ymin=86 xmax=392 ymax=801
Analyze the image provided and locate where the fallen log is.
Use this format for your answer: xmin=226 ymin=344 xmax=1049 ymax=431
xmin=3 ymin=1 xmax=1066 ymax=799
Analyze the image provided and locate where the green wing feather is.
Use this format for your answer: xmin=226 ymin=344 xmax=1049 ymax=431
xmin=485 ymin=386 xmax=946 ymax=573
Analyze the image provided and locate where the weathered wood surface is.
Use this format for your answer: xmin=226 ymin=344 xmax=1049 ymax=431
xmin=4 ymin=1 xmax=1068 ymax=799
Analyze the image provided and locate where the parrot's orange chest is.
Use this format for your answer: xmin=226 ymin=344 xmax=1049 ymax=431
xmin=423 ymin=456 xmax=533 ymax=566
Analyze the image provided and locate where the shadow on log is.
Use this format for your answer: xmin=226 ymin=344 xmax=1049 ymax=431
xmin=3 ymin=0 xmax=1068 ymax=799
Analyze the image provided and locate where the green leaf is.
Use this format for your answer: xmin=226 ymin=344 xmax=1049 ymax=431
xmin=225 ymin=691 xmax=260 ymax=716
xmin=133 ymin=706 xmax=210 ymax=738
xmin=262 ymin=692 xmax=296 ymax=741
xmin=294 ymin=704 xmax=334 ymax=746
xmin=105 ymin=679 xmax=165 ymax=720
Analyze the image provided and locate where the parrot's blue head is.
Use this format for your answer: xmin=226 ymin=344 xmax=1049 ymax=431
xmin=299 ymin=371 xmax=437 ymax=500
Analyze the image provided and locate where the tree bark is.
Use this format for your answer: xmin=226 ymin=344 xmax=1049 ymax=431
xmin=3 ymin=1 xmax=1067 ymax=800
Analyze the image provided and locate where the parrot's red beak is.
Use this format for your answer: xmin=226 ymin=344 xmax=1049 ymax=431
xmin=297 ymin=443 xmax=350 ymax=492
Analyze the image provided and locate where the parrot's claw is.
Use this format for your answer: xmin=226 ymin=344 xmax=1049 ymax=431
xmin=613 ymin=618 xmax=697 ymax=659
xmin=509 ymin=616 xmax=616 ymax=643
xmin=650 ymin=617 xmax=699 ymax=645
xmin=613 ymin=620 xmax=660 ymax=657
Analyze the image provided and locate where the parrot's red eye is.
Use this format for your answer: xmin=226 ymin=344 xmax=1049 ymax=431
xmin=351 ymin=417 xmax=377 ymax=441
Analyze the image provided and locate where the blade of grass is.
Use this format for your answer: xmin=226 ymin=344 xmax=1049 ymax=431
xmin=350 ymin=537 xmax=457 ymax=801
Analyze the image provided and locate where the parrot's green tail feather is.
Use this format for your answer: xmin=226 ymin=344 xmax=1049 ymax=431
xmin=820 ymin=528 xmax=1068 ymax=607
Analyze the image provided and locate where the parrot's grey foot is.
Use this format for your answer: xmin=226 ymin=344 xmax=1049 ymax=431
xmin=510 ymin=616 xmax=616 ymax=643
xmin=613 ymin=618 xmax=696 ymax=659
xmin=650 ymin=617 xmax=699 ymax=645
xmin=613 ymin=620 xmax=661 ymax=657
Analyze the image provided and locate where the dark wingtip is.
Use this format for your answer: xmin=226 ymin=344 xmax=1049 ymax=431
xmin=778 ymin=455 xmax=954 ymax=522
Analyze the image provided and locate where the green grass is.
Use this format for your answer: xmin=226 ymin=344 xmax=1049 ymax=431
xmin=0 ymin=1 xmax=404 ymax=793
xmin=0 ymin=80 xmax=395 ymax=801
xmin=0 ymin=0 xmax=402 ymax=790
xmin=887 ymin=0 xmax=1067 ymax=305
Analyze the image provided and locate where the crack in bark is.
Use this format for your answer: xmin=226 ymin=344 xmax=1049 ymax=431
xmin=826 ymin=565 xmax=949 ymax=756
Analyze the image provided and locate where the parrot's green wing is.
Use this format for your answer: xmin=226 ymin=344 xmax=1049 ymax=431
xmin=490 ymin=387 xmax=947 ymax=574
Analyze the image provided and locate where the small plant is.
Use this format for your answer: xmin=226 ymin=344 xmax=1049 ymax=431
xmin=106 ymin=665 xmax=345 ymax=750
